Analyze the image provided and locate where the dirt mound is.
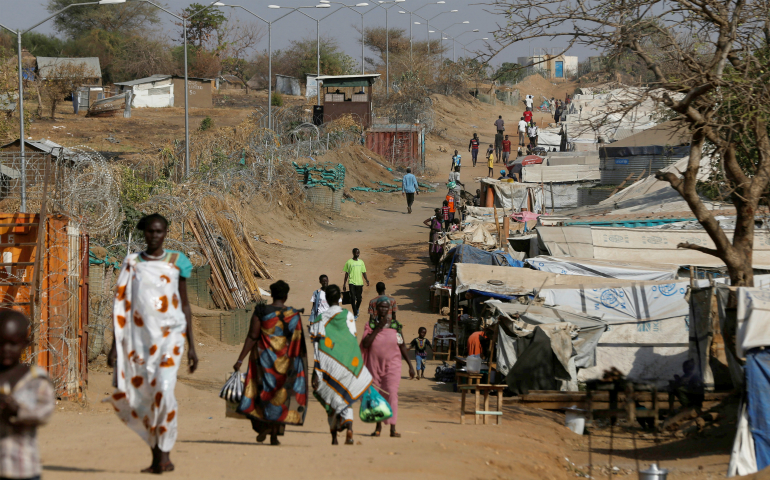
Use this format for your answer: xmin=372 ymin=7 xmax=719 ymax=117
xmin=513 ymin=74 xmax=576 ymax=102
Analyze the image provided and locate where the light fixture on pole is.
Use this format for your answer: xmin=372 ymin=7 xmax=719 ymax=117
xmin=437 ymin=21 xmax=469 ymax=61
xmin=265 ymin=4 xmax=332 ymax=107
xmin=463 ymin=37 xmax=488 ymax=59
xmin=0 ymin=0 xmax=125 ymax=211
xmin=319 ymin=1 xmax=370 ymax=75
xmin=424 ymin=9 xmax=456 ymax=56
xmin=453 ymin=28 xmax=478 ymax=61
xmin=364 ymin=0 xmax=405 ymax=96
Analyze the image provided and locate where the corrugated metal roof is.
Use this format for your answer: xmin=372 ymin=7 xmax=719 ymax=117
xmin=1 ymin=139 xmax=87 ymax=163
xmin=114 ymin=74 xmax=172 ymax=86
xmin=37 ymin=57 xmax=101 ymax=78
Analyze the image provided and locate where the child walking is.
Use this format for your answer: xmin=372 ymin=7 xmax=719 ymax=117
xmin=0 ymin=310 xmax=55 ymax=480
xmin=486 ymin=145 xmax=495 ymax=177
xmin=409 ymin=327 xmax=432 ymax=379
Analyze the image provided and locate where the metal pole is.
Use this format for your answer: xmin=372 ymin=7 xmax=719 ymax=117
xmin=409 ymin=12 xmax=412 ymax=63
xmin=17 ymin=31 xmax=25 ymax=212
xmin=427 ymin=22 xmax=430 ymax=56
xmin=268 ymin=22 xmax=272 ymax=130
xmin=316 ymin=19 xmax=320 ymax=106
xmin=385 ymin=8 xmax=389 ymax=96
xmin=361 ymin=14 xmax=365 ymax=74
xmin=453 ymin=39 xmax=455 ymax=62
xmin=183 ymin=18 xmax=190 ymax=177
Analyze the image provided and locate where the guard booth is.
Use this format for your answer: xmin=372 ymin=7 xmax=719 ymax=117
xmin=315 ymin=74 xmax=380 ymax=128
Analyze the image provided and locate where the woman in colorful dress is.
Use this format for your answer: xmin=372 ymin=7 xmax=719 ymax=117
xmin=423 ymin=208 xmax=444 ymax=264
xmin=108 ymin=213 xmax=199 ymax=474
xmin=309 ymin=285 xmax=372 ymax=445
xmin=232 ymin=280 xmax=308 ymax=446
xmin=361 ymin=297 xmax=415 ymax=438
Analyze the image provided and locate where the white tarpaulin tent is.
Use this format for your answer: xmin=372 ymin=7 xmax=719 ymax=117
xmin=526 ymin=255 xmax=678 ymax=281
xmin=737 ymin=288 xmax=770 ymax=359
xmin=536 ymin=225 xmax=770 ymax=269
xmin=454 ymin=263 xmax=660 ymax=297
xmin=538 ymin=280 xmax=691 ymax=384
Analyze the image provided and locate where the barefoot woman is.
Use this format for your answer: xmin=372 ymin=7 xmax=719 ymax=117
xmin=361 ymin=298 xmax=415 ymax=438
xmin=108 ymin=213 xmax=199 ymax=474
xmin=233 ymin=280 xmax=308 ymax=445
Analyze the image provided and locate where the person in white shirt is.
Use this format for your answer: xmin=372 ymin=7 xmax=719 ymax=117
xmin=310 ymin=274 xmax=331 ymax=321
xmin=518 ymin=117 xmax=528 ymax=147
xmin=527 ymin=122 xmax=539 ymax=147
xmin=524 ymin=95 xmax=534 ymax=111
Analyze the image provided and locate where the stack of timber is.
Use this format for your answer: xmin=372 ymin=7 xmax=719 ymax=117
xmin=187 ymin=206 xmax=271 ymax=309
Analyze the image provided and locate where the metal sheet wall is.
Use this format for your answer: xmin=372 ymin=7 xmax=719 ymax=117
xmin=577 ymin=186 xmax=616 ymax=206
xmin=365 ymin=130 xmax=420 ymax=169
xmin=599 ymin=153 xmax=688 ymax=185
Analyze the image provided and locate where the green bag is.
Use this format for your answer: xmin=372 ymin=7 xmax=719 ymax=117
xmin=359 ymin=385 xmax=393 ymax=423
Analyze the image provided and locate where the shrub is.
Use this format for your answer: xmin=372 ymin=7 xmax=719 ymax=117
xmin=271 ymin=91 xmax=283 ymax=106
xmin=199 ymin=116 xmax=214 ymax=131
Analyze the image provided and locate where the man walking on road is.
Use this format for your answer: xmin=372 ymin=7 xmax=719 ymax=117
xmin=528 ymin=121 xmax=539 ymax=147
xmin=468 ymin=133 xmax=480 ymax=167
xmin=401 ymin=168 xmax=419 ymax=214
xmin=494 ymin=115 xmax=505 ymax=134
xmin=502 ymin=135 xmax=512 ymax=164
xmin=518 ymin=117 xmax=527 ymax=147
xmin=343 ymin=248 xmax=369 ymax=318
xmin=494 ymin=132 xmax=504 ymax=164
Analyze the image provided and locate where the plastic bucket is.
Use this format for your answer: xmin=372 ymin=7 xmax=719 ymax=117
xmin=466 ymin=355 xmax=481 ymax=373
xmin=565 ymin=409 xmax=586 ymax=435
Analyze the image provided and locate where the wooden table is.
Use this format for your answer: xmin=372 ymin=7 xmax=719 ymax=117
xmin=460 ymin=384 xmax=505 ymax=425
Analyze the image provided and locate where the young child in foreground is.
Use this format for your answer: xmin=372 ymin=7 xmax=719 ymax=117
xmin=409 ymin=327 xmax=432 ymax=380
xmin=0 ymin=309 xmax=55 ymax=480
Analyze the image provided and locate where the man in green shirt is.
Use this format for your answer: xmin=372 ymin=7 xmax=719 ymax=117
xmin=343 ymin=248 xmax=369 ymax=318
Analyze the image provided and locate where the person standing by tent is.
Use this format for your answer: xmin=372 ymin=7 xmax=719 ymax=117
xmin=343 ymin=248 xmax=369 ymax=319
xmin=309 ymin=285 xmax=372 ymax=445
xmin=361 ymin=297 xmax=415 ymax=438
xmin=554 ymin=102 xmax=563 ymax=125
xmin=401 ymin=167 xmax=419 ymax=214
xmin=107 ymin=213 xmax=199 ymax=474
xmin=468 ymin=133 xmax=480 ymax=167
xmin=233 ymin=280 xmax=308 ymax=446
xmin=494 ymin=115 xmax=505 ymax=134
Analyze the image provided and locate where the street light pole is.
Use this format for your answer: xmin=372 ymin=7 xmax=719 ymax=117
xmin=366 ymin=0 xmax=404 ymax=96
xmin=319 ymin=2 xmax=368 ymax=74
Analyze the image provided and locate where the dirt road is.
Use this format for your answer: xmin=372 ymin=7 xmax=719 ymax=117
xmin=37 ymin=95 xmax=732 ymax=480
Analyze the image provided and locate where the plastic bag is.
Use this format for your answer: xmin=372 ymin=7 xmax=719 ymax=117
xmin=219 ymin=371 xmax=244 ymax=403
xmin=359 ymin=385 xmax=393 ymax=423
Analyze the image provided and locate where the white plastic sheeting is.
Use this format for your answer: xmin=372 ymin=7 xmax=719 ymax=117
xmin=736 ymin=288 xmax=770 ymax=359
xmin=526 ymin=255 xmax=678 ymax=281
xmin=539 ymin=281 xmax=691 ymax=384
xmin=481 ymin=179 xmax=582 ymax=212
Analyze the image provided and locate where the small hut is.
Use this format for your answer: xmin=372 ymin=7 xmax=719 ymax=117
xmin=315 ymin=74 xmax=380 ymax=128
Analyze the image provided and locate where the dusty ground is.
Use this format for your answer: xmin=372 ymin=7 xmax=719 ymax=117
xmin=34 ymin=87 xmax=737 ymax=479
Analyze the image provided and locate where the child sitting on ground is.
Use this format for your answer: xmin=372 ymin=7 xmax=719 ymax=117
xmin=409 ymin=327 xmax=432 ymax=379
xmin=0 ymin=309 xmax=55 ymax=480
xmin=449 ymin=218 xmax=461 ymax=232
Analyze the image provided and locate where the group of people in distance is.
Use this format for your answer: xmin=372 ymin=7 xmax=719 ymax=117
xmin=102 ymin=218 xmax=435 ymax=474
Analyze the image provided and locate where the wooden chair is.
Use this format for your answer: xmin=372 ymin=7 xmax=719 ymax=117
xmin=460 ymin=384 xmax=505 ymax=425
xmin=432 ymin=338 xmax=455 ymax=361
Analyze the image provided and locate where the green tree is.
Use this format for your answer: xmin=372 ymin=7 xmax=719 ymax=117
xmin=46 ymin=0 xmax=160 ymax=38
xmin=492 ymin=62 xmax=524 ymax=85
xmin=20 ymin=32 xmax=69 ymax=58
xmin=181 ymin=3 xmax=226 ymax=47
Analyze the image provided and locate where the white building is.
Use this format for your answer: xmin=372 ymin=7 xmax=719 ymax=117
xmin=516 ymin=55 xmax=578 ymax=79
xmin=114 ymin=74 xmax=174 ymax=108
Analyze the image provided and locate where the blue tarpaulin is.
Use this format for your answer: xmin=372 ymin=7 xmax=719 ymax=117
xmin=441 ymin=244 xmax=524 ymax=268
xmin=747 ymin=349 xmax=770 ymax=470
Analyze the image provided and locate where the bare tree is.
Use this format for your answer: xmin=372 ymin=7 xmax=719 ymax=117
xmin=485 ymin=0 xmax=770 ymax=288
xmin=218 ymin=18 xmax=264 ymax=92
xmin=38 ymin=61 xmax=96 ymax=119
